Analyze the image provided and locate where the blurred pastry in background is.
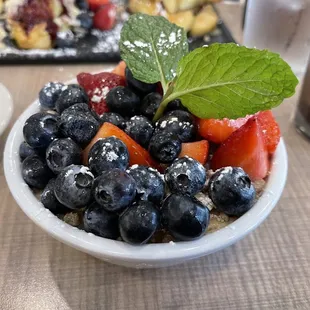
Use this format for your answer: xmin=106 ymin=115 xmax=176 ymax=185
xmin=128 ymin=0 xmax=220 ymax=36
xmin=1 ymin=0 xmax=94 ymax=49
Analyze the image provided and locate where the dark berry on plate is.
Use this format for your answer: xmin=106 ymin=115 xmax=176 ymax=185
xmin=208 ymin=167 xmax=256 ymax=216
xmin=119 ymin=201 xmax=159 ymax=245
xmin=39 ymin=82 xmax=64 ymax=110
xmin=77 ymin=12 xmax=93 ymax=30
xmin=75 ymin=0 xmax=88 ymax=9
xmin=55 ymin=84 xmax=88 ymax=114
xmin=58 ymin=103 xmax=99 ymax=147
xmin=165 ymin=157 xmax=206 ymax=196
xmin=99 ymin=112 xmax=125 ymax=129
xmin=88 ymin=137 xmax=129 ymax=175
xmin=155 ymin=110 xmax=197 ymax=142
xmin=161 ymin=194 xmax=210 ymax=241
xmin=92 ymin=168 xmax=136 ymax=212
xmin=165 ymin=99 xmax=187 ymax=113
xmin=125 ymin=67 xmax=157 ymax=96
xmin=124 ymin=116 xmax=154 ymax=148
xmin=140 ymin=92 xmax=162 ymax=119
xmin=84 ymin=202 xmax=119 ymax=239
xmin=127 ymin=165 xmax=165 ymax=204
xmin=22 ymin=155 xmax=53 ymax=189
xmin=23 ymin=112 xmax=59 ymax=149
xmin=149 ymin=131 xmax=181 ymax=163
xmin=19 ymin=141 xmax=38 ymax=160
xmin=55 ymin=30 xmax=75 ymax=48
xmin=106 ymin=86 xmax=140 ymax=117
xmin=54 ymin=165 xmax=94 ymax=209
xmin=41 ymin=179 xmax=70 ymax=214
xmin=46 ymin=138 xmax=82 ymax=174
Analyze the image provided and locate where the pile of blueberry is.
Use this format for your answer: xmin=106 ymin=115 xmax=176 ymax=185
xmin=20 ymin=68 xmax=256 ymax=245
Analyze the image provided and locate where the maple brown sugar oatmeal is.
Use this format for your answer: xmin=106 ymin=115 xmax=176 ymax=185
xmin=20 ymin=13 xmax=298 ymax=244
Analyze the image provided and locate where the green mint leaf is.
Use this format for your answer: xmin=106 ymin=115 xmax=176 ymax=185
xmin=119 ymin=13 xmax=188 ymax=92
xmin=163 ymin=43 xmax=298 ymax=119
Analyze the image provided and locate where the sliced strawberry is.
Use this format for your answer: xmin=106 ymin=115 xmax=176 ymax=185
xmin=77 ymin=72 xmax=125 ymax=116
xmin=112 ymin=60 xmax=126 ymax=77
xmin=198 ymin=116 xmax=250 ymax=144
xmin=93 ymin=3 xmax=116 ymax=31
xmin=83 ymin=122 xmax=159 ymax=168
xmin=256 ymin=111 xmax=280 ymax=154
xmin=88 ymin=0 xmax=110 ymax=12
xmin=179 ymin=140 xmax=209 ymax=165
xmin=211 ymin=117 xmax=269 ymax=181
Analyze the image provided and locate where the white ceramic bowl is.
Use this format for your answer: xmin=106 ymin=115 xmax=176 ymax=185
xmin=0 ymin=83 xmax=13 ymax=136
xmin=4 ymin=96 xmax=288 ymax=268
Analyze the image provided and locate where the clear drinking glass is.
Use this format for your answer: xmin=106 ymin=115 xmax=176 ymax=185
xmin=294 ymin=58 xmax=310 ymax=138
xmin=243 ymin=0 xmax=310 ymax=78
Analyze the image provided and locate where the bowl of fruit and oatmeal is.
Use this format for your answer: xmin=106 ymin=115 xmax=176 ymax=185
xmin=4 ymin=14 xmax=297 ymax=268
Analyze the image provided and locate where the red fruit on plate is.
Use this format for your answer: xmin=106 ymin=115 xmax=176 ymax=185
xmin=198 ymin=116 xmax=250 ymax=144
xmin=211 ymin=117 xmax=269 ymax=181
xmin=77 ymin=72 xmax=125 ymax=116
xmin=179 ymin=140 xmax=209 ymax=165
xmin=88 ymin=0 xmax=110 ymax=12
xmin=256 ymin=111 xmax=280 ymax=154
xmin=93 ymin=3 xmax=116 ymax=31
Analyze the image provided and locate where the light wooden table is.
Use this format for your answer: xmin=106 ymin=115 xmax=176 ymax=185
xmin=1 ymin=4 xmax=310 ymax=310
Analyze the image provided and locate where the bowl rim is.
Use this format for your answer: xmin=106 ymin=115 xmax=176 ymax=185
xmin=0 ymin=83 xmax=14 ymax=136
xmin=3 ymin=82 xmax=288 ymax=263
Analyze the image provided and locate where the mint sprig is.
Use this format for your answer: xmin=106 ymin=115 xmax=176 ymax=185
xmin=120 ymin=15 xmax=298 ymax=121
xmin=120 ymin=13 xmax=188 ymax=92
xmin=154 ymin=44 xmax=298 ymax=120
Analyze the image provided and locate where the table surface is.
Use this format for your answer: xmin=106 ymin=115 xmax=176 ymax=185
xmin=1 ymin=4 xmax=310 ymax=310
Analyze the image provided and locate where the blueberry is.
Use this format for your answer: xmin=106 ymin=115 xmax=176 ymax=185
xmin=119 ymin=201 xmax=159 ymax=245
xmin=125 ymin=68 xmax=157 ymax=96
xmin=46 ymin=138 xmax=82 ymax=174
xmin=165 ymin=157 xmax=206 ymax=196
xmin=208 ymin=167 xmax=256 ymax=216
xmin=88 ymin=137 xmax=129 ymax=176
xmin=106 ymin=86 xmax=140 ymax=117
xmin=83 ymin=202 xmax=119 ymax=239
xmin=124 ymin=116 xmax=154 ymax=148
xmin=155 ymin=110 xmax=197 ymax=142
xmin=39 ymin=82 xmax=64 ymax=110
xmin=77 ymin=12 xmax=93 ymax=30
xmin=19 ymin=141 xmax=38 ymax=160
xmin=22 ymin=155 xmax=53 ymax=189
xmin=149 ymin=131 xmax=181 ymax=163
xmin=55 ymin=84 xmax=88 ymax=114
xmin=92 ymin=168 xmax=136 ymax=212
xmin=165 ymin=99 xmax=187 ymax=113
xmin=140 ymin=92 xmax=162 ymax=119
xmin=55 ymin=30 xmax=75 ymax=48
xmin=127 ymin=165 xmax=165 ymax=204
xmin=2 ymin=35 xmax=16 ymax=48
xmin=54 ymin=165 xmax=94 ymax=209
xmin=41 ymin=179 xmax=70 ymax=214
xmin=99 ymin=112 xmax=125 ymax=129
xmin=58 ymin=103 xmax=99 ymax=146
xmin=75 ymin=0 xmax=89 ymax=10
xmin=161 ymin=194 xmax=210 ymax=241
xmin=23 ymin=112 xmax=59 ymax=149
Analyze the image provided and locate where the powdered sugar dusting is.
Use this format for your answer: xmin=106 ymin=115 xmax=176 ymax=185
xmin=79 ymin=166 xmax=94 ymax=178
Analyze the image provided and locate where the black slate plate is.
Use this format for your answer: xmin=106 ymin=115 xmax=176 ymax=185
xmin=0 ymin=18 xmax=236 ymax=65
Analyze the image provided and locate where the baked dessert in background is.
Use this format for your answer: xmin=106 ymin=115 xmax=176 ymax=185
xmin=128 ymin=0 xmax=220 ymax=36
xmin=0 ymin=0 xmax=118 ymax=50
